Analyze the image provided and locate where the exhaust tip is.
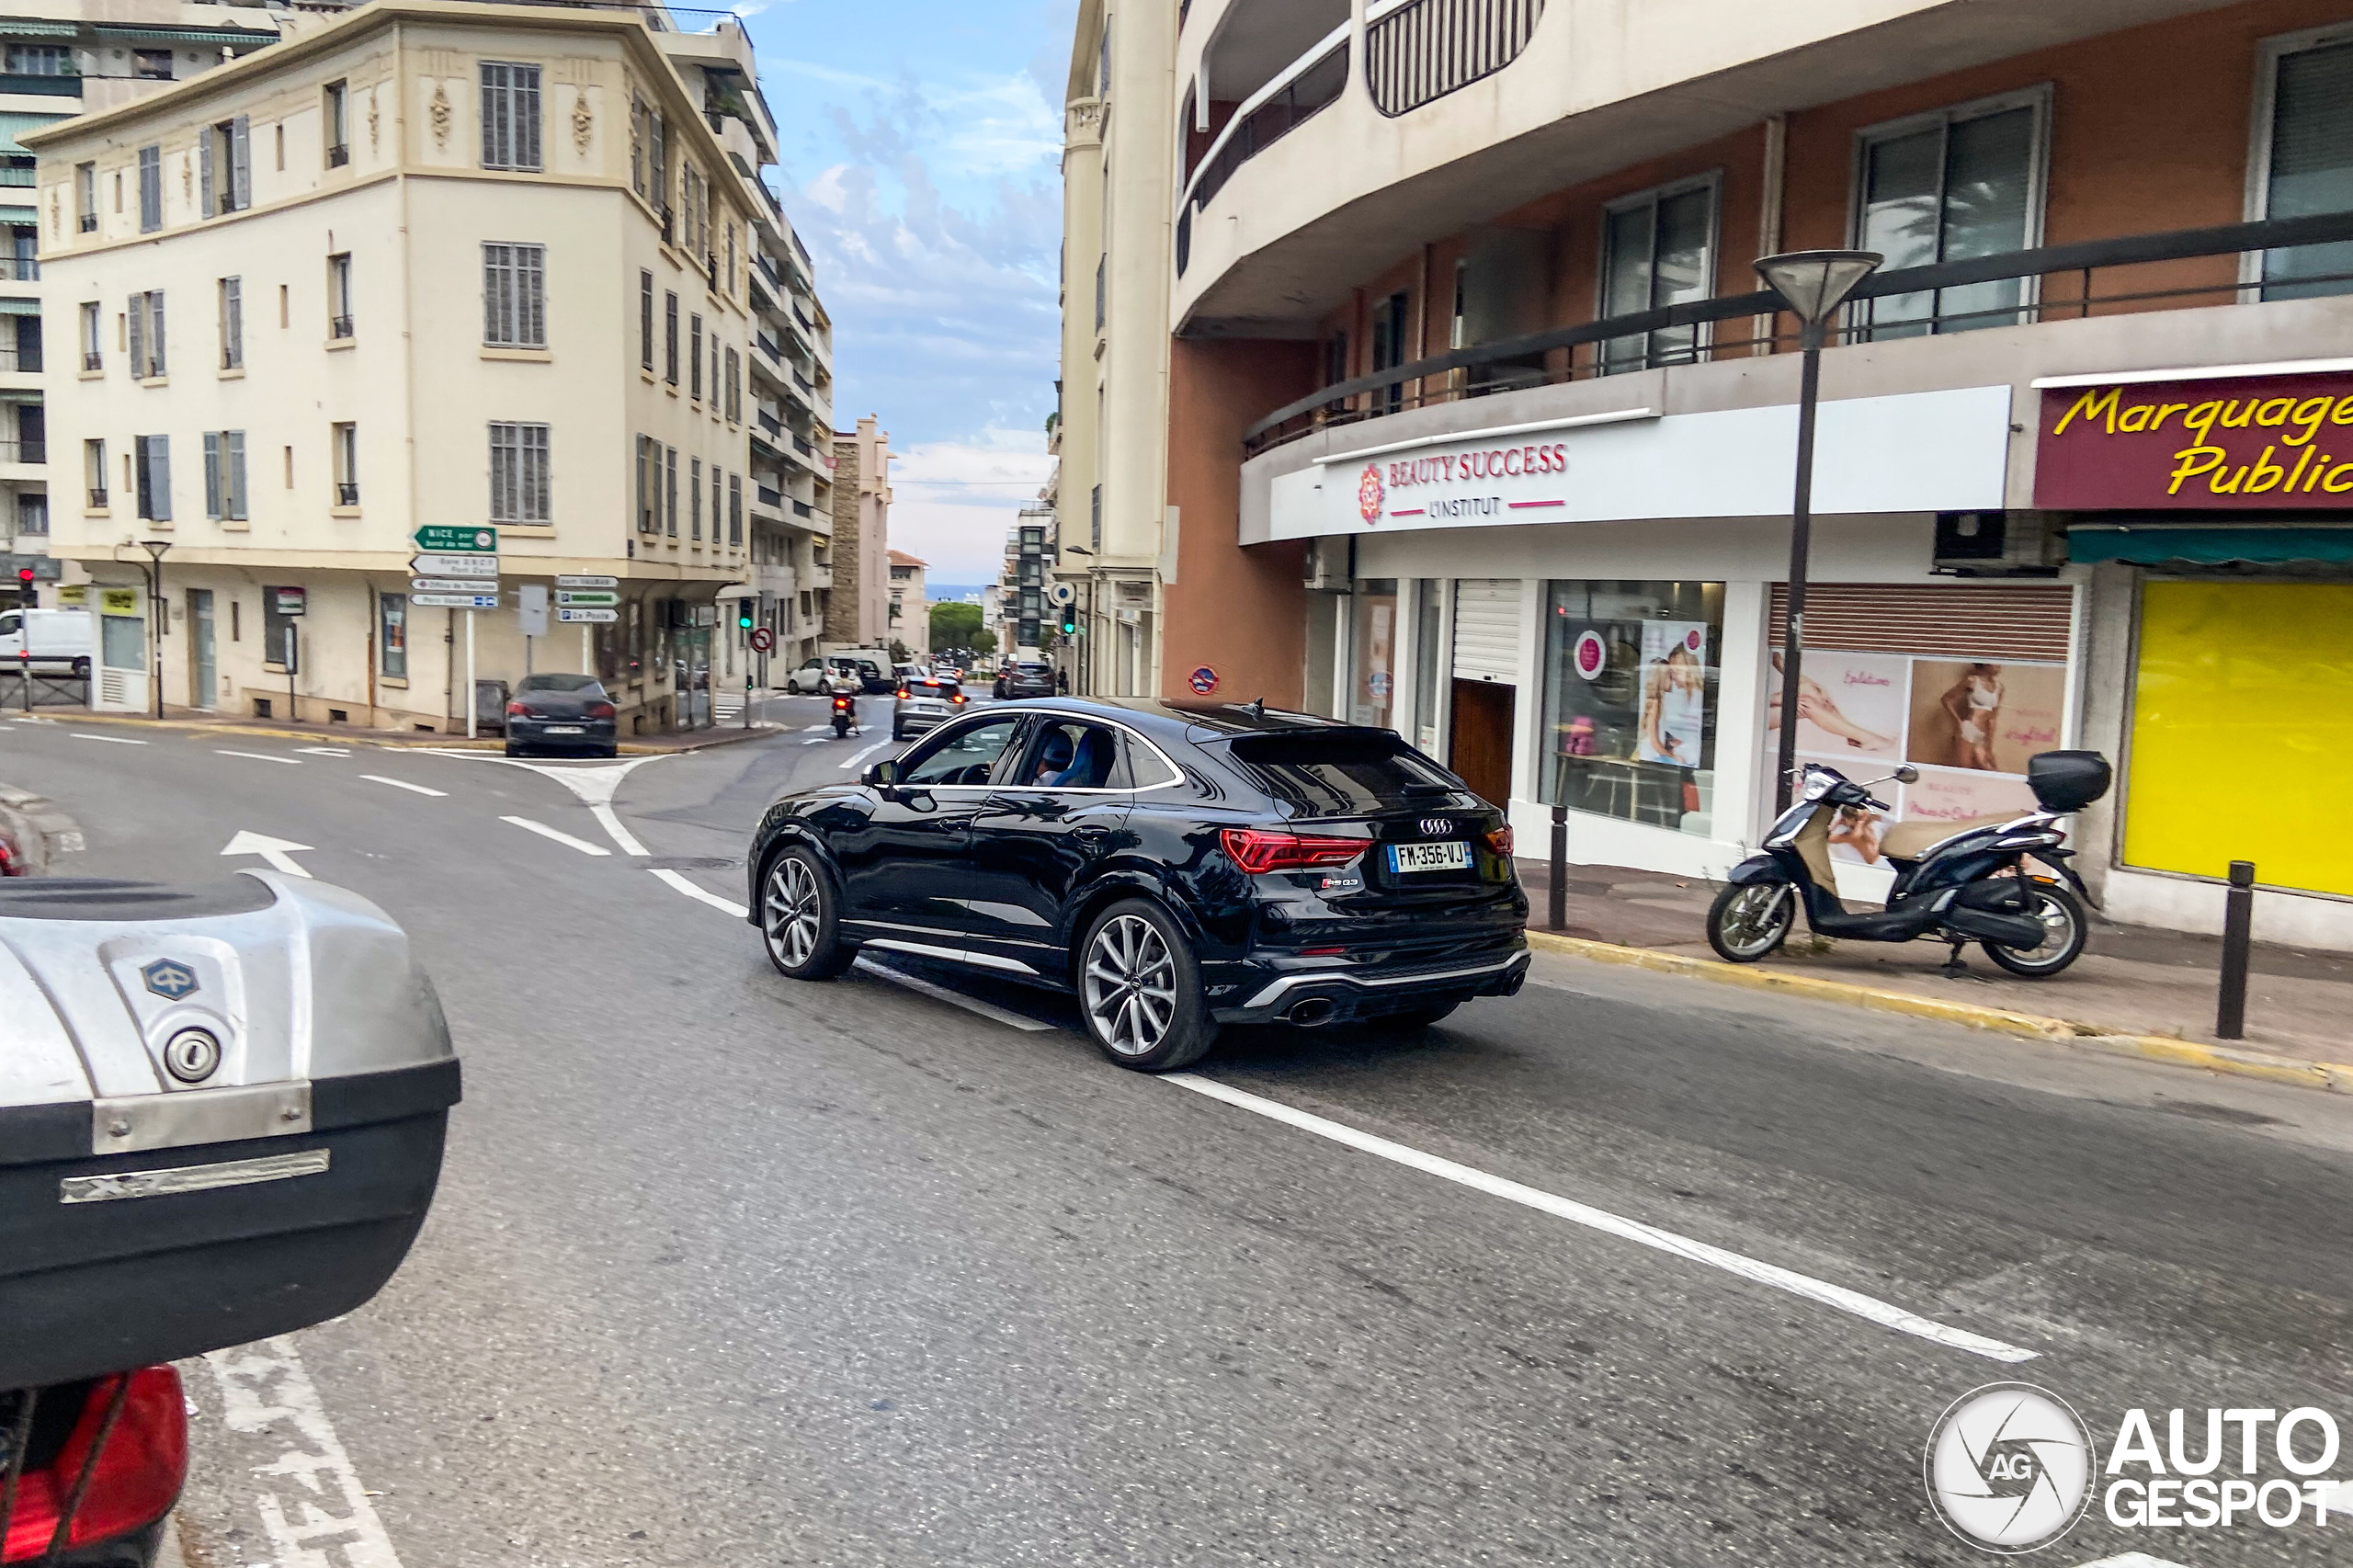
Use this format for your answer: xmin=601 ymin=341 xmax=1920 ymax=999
xmin=1286 ymin=997 xmax=1336 ymax=1028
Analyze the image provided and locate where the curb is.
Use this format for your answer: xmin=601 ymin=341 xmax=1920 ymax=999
xmin=0 ymin=783 xmax=84 ymax=873
xmin=17 ymin=709 xmax=774 ymax=754
xmin=1523 ymin=929 xmax=2353 ymax=1096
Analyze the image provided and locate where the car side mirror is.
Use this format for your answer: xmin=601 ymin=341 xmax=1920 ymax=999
xmin=863 ymin=760 xmax=899 ymax=789
xmin=1893 ymin=764 xmax=1921 ymax=785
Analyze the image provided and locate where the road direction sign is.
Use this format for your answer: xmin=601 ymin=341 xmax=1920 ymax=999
xmin=415 ymin=525 xmax=496 ymax=552
xmin=555 ymin=590 xmax=618 ymax=607
xmin=411 ymin=577 xmax=499 ymax=594
xmin=557 ymin=607 xmax=618 ymax=623
xmin=554 ymin=574 xmax=619 ymax=589
xmin=410 ymin=552 xmax=498 ymax=579
xmin=412 ymin=592 xmax=500 ymax=609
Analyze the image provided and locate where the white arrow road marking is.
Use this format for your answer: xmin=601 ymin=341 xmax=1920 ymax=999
xmin=360 ymin=774 xmax=447 ymax=797
xmin=501 ymin=815 xmax=611 ymax=856
xmin=72 ymin=732 xmax=146 ymax=744
xmin=221 ymin=830 xmax=313 ymax=877
xmin=217 ymin=749 xmax=301 ymax=765
xmin=838 ymin=740 xmax=889 ymax=770
xmin=853 ymin=955 xmax=1056 ymax=1031
xmin=433 ymin=752 xmax=665 ymax=855
xmin=1162 ymin=1074 xmax=2040 ymax=1365
xmin=297 ymin=745 xmax=353 ymax=756
xmin=651 ymin=868 xmax=746 ymax=917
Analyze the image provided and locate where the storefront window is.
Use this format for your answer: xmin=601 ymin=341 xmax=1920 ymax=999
xmin=1411 ymin=579 xmax=1442 ymax=755
xmin=1540 ymin=580 xmax=1723 ymax=829
xmin=379 ymin=593 xmax=406 ymax=680
xmin=1347 ymin=579 xmax=1397 ymax=729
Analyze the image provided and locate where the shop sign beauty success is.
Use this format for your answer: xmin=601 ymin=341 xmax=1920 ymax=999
xmin=2034 ymin=368 xmax=2353 ymax=508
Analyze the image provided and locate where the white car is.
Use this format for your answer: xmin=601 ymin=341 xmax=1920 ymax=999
xmin=784 ymin=655 xmax=864 ymax=695
xmin=0 ymin=608 xmax=93 ymax=677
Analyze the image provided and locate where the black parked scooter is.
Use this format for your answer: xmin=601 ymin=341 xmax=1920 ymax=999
xmin=1707 ymin=750 xmax=2111 ymax=977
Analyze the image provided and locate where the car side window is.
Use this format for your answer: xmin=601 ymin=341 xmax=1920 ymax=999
xmin=1122 ymin=735 xmax=1180 ymax=790
xmin=899 ymin=718 xmax=1021 ymax=788
xmin=1012 ymin=720 xmax=1118 ymax=790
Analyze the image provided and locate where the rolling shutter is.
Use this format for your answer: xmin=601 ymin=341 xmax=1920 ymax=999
xmin=1450 ymin=578 xmax=1522 ymax=682
xmin=1768 ymin=584 xmax=2074 ymax=661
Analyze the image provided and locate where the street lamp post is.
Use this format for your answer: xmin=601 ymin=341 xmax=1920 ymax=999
xmin=131 ymin=538 xmax=172 ymax=721
xmin=1752 ymin=250 xmax=1881 ymax=811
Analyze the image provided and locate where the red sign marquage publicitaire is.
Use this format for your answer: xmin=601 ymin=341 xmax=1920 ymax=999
xmin=2033 ymin=369 xmax=2353 ymax=509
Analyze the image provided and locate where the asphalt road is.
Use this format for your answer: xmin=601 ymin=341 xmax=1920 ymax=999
xmin=4 ymin=696 xmax=2350 ymax=1567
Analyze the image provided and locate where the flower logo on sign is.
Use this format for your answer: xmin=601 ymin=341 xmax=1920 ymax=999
xmin=1573 ymin=630 xmax=1608 ymax=681
xmin=1357 ymin=464 xmax=1386 ymax=525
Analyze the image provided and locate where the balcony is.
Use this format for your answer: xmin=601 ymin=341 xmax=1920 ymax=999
xmin=0 ymin=73 xmax=81 ymax=97
xmin=0 ymin=345 xmax=40 ymax=373
xmin=0 ymin=440 xmax=43 ymax=464
xmin=1363 ymin=0 xmax=1546 ymax=118
xmin=755 ymin=330 xmax=783 ymax=361
xmin=792 ymin=369 xmax=813 ymax=396
xmin=756 ymin=483 xmax=782 ymax=509
xmin=757 ymin=409 xmax=781 ymax=437
xmin=792 ymin=499 xmax=813 ymax=518
xmin=792 ymin=433 xmax=813 ymax=458
xmin=0 ymin=257 xmax=36 ymax=282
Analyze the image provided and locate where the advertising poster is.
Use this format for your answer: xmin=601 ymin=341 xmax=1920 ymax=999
xmin=1635 ymin=620 xmax=1709 ymax=767
xmin=1795 ymin=751 xmax=1899 ymax=866
xmin=1900 ymin=764 xmax=2040 ymax=829
xmin=1767 ymin=651 xmax=1908 ymax=760
xmin=1905 ymin=660 xmax=2067 ymax=774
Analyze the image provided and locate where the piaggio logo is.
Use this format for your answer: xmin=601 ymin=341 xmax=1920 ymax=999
xmin=1925 ymin=1383 xmax=2095 ymax=1553
xmin=141 ymin=959 xmax=199 ymax=1000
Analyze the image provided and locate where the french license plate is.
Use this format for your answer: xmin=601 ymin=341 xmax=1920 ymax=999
xmin=1388 ymin=840 xmax=1469 ymax=874
xmin=544 ymin=724 xmax=584 ymax=734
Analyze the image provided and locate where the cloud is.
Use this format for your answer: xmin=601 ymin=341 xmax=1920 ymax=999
xmin=881 ymin=426 xmax=1053 ymax=581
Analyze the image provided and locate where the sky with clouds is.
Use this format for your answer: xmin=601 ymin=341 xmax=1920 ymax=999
xmin=735 ymin=0 xmax=1078 ymax=586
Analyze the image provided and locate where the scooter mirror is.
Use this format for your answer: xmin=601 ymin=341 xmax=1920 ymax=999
xmin=1893 ymin=764 xmax=1921 ymax=785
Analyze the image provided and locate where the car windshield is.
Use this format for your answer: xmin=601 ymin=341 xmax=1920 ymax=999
xmin=1222 ymin=732 xmax=1459 ymax=814
xmin=517 ymin=674 xmax=603 ymax=694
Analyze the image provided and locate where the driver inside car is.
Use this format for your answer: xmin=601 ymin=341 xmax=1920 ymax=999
xmin=1029 ymin=728 xmax=1075 ymax=786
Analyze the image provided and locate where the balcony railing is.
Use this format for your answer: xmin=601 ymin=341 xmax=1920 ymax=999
xmin=0 ymin=73 xmax=81 ymax=97
xmin=335 ymin=481 xmax=359 ymax=506
xmin=792 ymin=500 xmax=813 ymax=518
xmin=1244 ymin=208 xmax=2353 ymax=454
xmin=791 ymin=434 xmax=813 ymax=457
xmin=1363 ymin=0 xmax=1545 ymax=119
xmin=756 ymin=331 xmax=782 ymax=360
xmin=327 ymin=143 xmax=349 ymax=168
xmin=81 ymin=351 xmax=98 ymax=371
xmin=329 ymin=314 xmax=354 ymax=339
xmin=757 ymin=409 xmax=781 ymax=437
xmin=756 ymin=483 xmax=782 ymax=508
xmin=0 ymin=440 xmax=45 ymax=464
xmin=87 ymin=487 xmax=107 ymax=508
xmin=0 ymin=346 xmax=40 ymax=372
xmin=77 ymin=213 xmax=94 ymax=233
xmin=0 ymin=167 xmax=33 ymax=187
xmin=1176 ymin=26 xmax=1350 ymax=278
xmin=0 ymin=257 xmax=37 ymax=281
xmin=792 ymin=369 xmax=813 ymax=395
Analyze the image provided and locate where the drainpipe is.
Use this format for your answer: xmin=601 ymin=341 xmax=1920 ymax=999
xmin=1753 ymin=112 xmax=1788 ymax=356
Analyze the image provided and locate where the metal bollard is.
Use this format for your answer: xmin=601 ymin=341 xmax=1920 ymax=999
xmin=2215 ymin=859 xmax=2255 ymax=1040
xmin=1548 ymin=801 xmax=1568 ymax=932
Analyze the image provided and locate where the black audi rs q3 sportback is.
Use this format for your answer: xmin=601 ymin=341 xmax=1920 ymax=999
xmin=745 ymin=699 xmax=1529 ymax=1071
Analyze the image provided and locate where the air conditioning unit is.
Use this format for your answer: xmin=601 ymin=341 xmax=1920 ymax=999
xmin=1302 ymin=538 xmax=1349 ymax=593
xmin=1933 ymin=511 xmax=2061 ymax=577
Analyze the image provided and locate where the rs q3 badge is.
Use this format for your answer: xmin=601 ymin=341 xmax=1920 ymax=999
xmin=141 ymin=959 xmax=199 ymax=1000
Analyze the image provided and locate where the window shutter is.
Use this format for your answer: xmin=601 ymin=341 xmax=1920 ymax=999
xmin=134 ymin=437 xmax=151 ymax=517
xmin=481 ymin=67 xmax=503 ymax=168
xmin=523 ymin=245 xmax=543 ymax=347
xmin=528 ymin=424 xmax=548 ymax=521
xmin=231 ymin=117 xmax=250 ymax=210
xmin=126 ymin=295 xmax=142 ymax=376
xmin=199 ymin=131 xmax=214 ymax=219
xmin=203 ymin=430 xmax=221 ymax=517
xmin=517 ymin=69 xmax=540 ymax=171
xmin=149 ymin=293 xmax=164 ymax=376
xmin=483 ymin=244 xmax=504 ymax=345
xmin=148 ymin=437 xmax=171 ymax=522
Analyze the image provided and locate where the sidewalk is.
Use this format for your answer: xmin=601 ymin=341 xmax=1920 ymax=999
xmin=1516 ymin=857 xmax=2353 ymax=1069
xmin=4 ymin=702 xmax=782 ymax=755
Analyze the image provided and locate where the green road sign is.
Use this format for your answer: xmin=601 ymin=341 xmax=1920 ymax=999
xmin=415 ymin=525 xmax=497 ymax=553
xmin=555 ymin=590 xmax=619 ymax=607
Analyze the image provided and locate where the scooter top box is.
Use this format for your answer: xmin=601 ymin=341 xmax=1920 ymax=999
xmin=0 ymin=874 xmax=460 ymax=1391
xmin=2026 ymin=750 xmax=2113 ymax=813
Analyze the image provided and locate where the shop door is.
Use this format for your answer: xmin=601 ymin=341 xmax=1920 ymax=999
xmin=188 ymin=589 xmax=216 ymax=710
xmin=1449 ymin=680 xmax=1515 ymax=807
xmin=675 ymin=628 xmax=711 ymax=727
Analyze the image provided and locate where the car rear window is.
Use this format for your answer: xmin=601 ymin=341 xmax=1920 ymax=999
xmin=517 ymin=674 xmax=602 ymax=693
xmin=1222 ymin=733 xmax=1458 ymax=813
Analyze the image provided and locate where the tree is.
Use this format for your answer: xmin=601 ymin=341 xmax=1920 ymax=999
xmin=930 ymin=601 xmax=983 ymax=652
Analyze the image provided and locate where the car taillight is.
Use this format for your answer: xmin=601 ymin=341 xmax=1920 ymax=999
xmin=895 ymin=687 xmax=910 ymax=699
xmin=585 ymin=701 xmax=617 ymax=720
xmin=951 ymin=693 xmax=967 ymax=703
xmin=1 ymin=1368 xmax=188 ymax=1563
xmin=1220 ymin=827 xmax=1366 ymax=874
xmin=1483 ymin=825 xmax=1515 ymax=857
xmin=505 ymin=701 xmax=531 ymax=717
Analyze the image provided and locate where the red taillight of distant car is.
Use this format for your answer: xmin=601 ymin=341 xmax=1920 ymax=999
xmin=585 ymin=701 xmax=617 ymax=720
xmin=1219 ymin=828 xmax=1366 ymax=874
xmin=0 ymin=1367 xmax=188 ymax=1563
xmin=1483 ymin=825 xmax=1515 ymax=857
xmin=951 ymin=693 xmax=968 ymax=703
xmin=505 ymin=700 xmax=531 ymax=718
xmin=895 ymin=687 xmax=910 ymax=699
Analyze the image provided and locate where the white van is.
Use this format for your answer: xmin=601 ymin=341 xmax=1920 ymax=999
xmin=0 ymin=608 xmax=93 ymax=676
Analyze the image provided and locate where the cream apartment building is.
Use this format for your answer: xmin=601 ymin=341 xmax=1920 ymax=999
xmin=29 ymin=0 xmax=759 ymax=733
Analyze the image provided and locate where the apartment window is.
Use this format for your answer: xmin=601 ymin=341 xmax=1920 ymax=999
xmin=2256 ymin=32 xmax=2353 ymax=301
xmin=689 ymin=314 xmax=703 ymax=398
xmin=648 ymin=110 xmax=667 ymax=214
xmin=639 ymin=271 xmax=654 ymax=369
xmin=1090 ymin=483 xmax=1102 ymax=551
xmin=78 ymin=301 xmax=100 ymax=372
xmin=710 ymin=335 xmax=720 ymax=411
xmin=728 ymin=472 xmax=743 ymax=548
xmin=127 ymin=290 xmax=165 ymax=379
xmin=133 ymin=435 xmax=170 ymax=520
xmin=133 ymin=50 xmax=171 ymax=82
xmin=724 ymin=347 xmax=740 ymax=422
xmin=199 ymin=117 xmax=250 ymax=218
xmin=324 ymin=253 xmax=356 ymax=340
xmin=483 ymin=243 xmax=546 ymax=347
xmin=710 ymin=466 xmax=722 ymax=542
xmin=1094 ymin=256 xmax=1105 ymax=332
xmin=84 ymin=438 xmax=106 ymax=508
xmin=136 ymin=146 xmax=161 ymax=233
xmin=689 ymin=455 xmax=703 ymax=539
xmin=664 ymin=290 xmax=678 ymax=383
xmin=74 ymin=163 xmax=95 ymax=234
xmin=489 ymin=421 xmax=551 ymax=522
xmin=16 ymin=494 xmax=44 ymax=536
xmin=725 ymin=224 xmax=736 ymax=297
xmin=1852 ymin=88 xmax=2047 ymax=338
xmin=665 ymin=445 xmax=679 ymax=536
xmin=331 ymin=422 xmax=358 ymax=506
xmin=6 ymin=44 xmax=69 ymax=75
xmin=1368 ymin=290 xmax=1409 ymax=415
xmin=202 ymin=430 xmax=248 ymax=520
xmin=324 ymin=81 xmax=349 ymax=167
xmin=1599 ymin=176 xmax=1717 ymax=372
xmin=480 ymin=62 xmax=541 ymax=173
xmin=634 ymin=435 xmax=657 ymax=531
xmin=629 ymin=96 xmax=648 ymax=198
xmin=218 ymin=277 xmax=242 ymax=369
xmin=380 ymin=594 xmax=406 ymax=678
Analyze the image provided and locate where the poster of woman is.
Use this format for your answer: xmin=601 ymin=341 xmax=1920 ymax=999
xmin=1765 ymin=651 xmax=1906 ymax=758
xmin=1906 ymin=661 xmax=2066 ymax=773
xmin=1636 ymin=621 xmax=1708 ymax=767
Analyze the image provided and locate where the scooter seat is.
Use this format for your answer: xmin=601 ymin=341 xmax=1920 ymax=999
xmin=1879 ymin=812 xmax=2015 ymax=860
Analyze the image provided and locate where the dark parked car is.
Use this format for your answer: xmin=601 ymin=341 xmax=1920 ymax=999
xmin=505 ymin=673 xmax=619 ymax=757
xmin=743 ymin=699 xmax=1529 ymax=1070
xmin=993 ymin=661 xmax=1055 ymax=699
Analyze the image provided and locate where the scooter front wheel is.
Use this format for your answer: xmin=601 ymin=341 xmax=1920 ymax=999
xmin=1707 ymin=881 xmax=1795 ymax=963
xmin=1980 ymin=883 xmax=2086 ymax=977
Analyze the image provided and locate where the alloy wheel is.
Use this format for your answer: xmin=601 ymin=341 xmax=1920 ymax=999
xmin=1083 ymin=914 xmax=1177 ymax=1057
xmin=1998 ymin=890 xmax=2078 ymax=968
xmin=1714 ymin=883 xmax=1793 ymax=960
xmin=764 ymin=856 xmax=822 ymax=970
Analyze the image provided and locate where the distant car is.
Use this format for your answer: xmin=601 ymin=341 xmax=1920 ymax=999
xmin=994 ymin=661 xmax=1055 ymax=699
xmin=892 ymin=676 xmax=968 ymax=740
xmin=505 ymin=673 xmax=619 ymax=757
xmin=786 ymin=655 xmax=866 ymax=695
xmin=931 ymin=663 xmax=964 ymax=683
xmin=0 ymin=606 xmax=93 ymax=678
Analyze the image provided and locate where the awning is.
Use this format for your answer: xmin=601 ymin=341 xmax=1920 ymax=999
xmin=0 ymin=111 xmax=69 ymax=155
xmin=0 ymin=206 xmax=33 ymax=225
xmin=0 ymin=20 xmax=77 ymax=38
xmin=2068 ymin=525 xmax=2353 ymax=566
xmin=0 ymin=298 xmax=40 ymax=316
xmin=91 ymin=23 xmax=278 ymax=45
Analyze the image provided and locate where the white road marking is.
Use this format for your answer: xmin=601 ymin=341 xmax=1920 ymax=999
xmin=217 ymin=749 xmax=302 ymax=765
xmin=1163 ymin=1074 xmax=2040 ymax=1365
xmin=802 ymin=723 xmax=830 ymax=733
xmin=590 ymin=802 xmax=648 ymax=857
xmin=441 ymin=753 xmax=663 ymax=855
xmin=838 ymin=740 xmax=889 ymax=770
xmin=203 ymin=1337 xmax=407 ymax=1568
xmin=296 ymin=745 xmax=353 ymax=756
xmin=72 ymin=732 xmax=146 ymax=744
xmin=652 ymin=867 xmax=747 ymax=917
xmin=360 ymin=774 xmax=448 ymax=797
xmin=801 ymin=736 xmax=831 ymax=745
xmin=502 ymin=815 xmax=612 ymax=856
xmin=220 ymin=830 xmax=313 ymax=878
xmin=2070 ymin=1557 xmax=2191 ymax=1567
xmin=854 ymin=955 xmax=1056 ymax=1031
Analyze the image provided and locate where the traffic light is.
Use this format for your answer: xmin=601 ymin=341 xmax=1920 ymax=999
xmin=736 ymin=604 xmax=754 ymax=631
xmin=15 ymin=567 xmax=31 ymax=608
xmin=1059 ymin=607 xmax=1077 ymax=638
